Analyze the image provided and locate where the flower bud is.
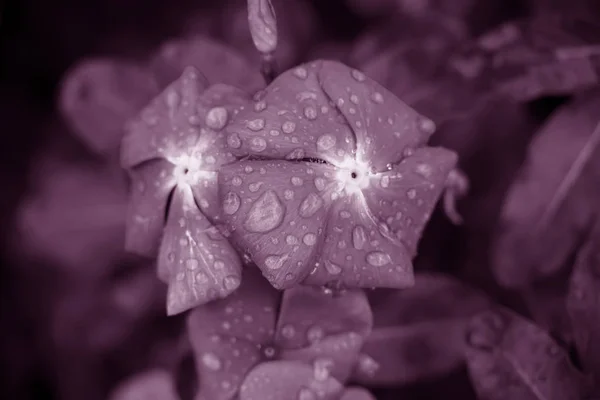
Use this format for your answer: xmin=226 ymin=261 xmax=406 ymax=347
xmin=247 ymin=0 xmax=278 ymax=54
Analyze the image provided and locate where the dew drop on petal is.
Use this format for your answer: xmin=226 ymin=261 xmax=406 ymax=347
xmin=286 ymin=235 xmax=298 ymax=245
xmin=244 ymin=190 xmax=285 ymax=233
xmin=286 ymin=148 xmax=306 ymax=160
xmin=313 ymin=358 xmax=334 ymax=381
xmin=223 ymin=192 xmax=241 ymax=215
xmin=304 ymin=106 xmax=317 ymax=120
xmin=201 ymin=353 xmax=222 ymax=371
xmin=247 ymin=118 xmax=266 ymax=131
xmin=281 ymin=324 xmax=296 ymax=339
xmin=265 ymin=254 xmax=287 ymax=270
xmin=314 ymin=177 xmax=326 ymax=191
xmin=307 ymin=325 xmax=324 ymax=343
xmin=186 ymin=259 xmax=199 ymax=270
xmin=205 ymin=107 xmax=229 ymax=130
xmin=316 ymin=134 xmax=336 ymax=151
xmin=357 ymin=354 xmax=380 ymax=376
xmin=250 ymin=137 xmax=267 ymax=152
xmin=232 ymin=176 xmax=243 ymax=186
xmin=366 ymin=251 xmax=391 ymax=266
xmin=324 ymin=261 xmax=342 ymax=275
xmin=291 ymin=176 xmax=304 ymax=186
xmin=407 ymin=189 xmax=417 ymax=199
xmin=254 ymin=100 xmax=267 ymax=112
xmin=282 ymin=121 xmax=296 ymax=134
xmin=352 ymin=225 xmax=367 ymax=250
xmin=284 ymin=189 xmax=295 ymax=200
xmin=223 ymin=275 xmax=240 ymax=291
xmin=294 ymin=67 xmax=308 ymax=79
xmin=227 ymin=133 xmax=242 ymax=149
xmin=350 ymin=94 xmax=359 ymax=104
xmin=380 ymin=175 xmax=390 ymax=188
xmin=303 ymin=233 xmax=317 ymax=246
xmin=371 ymin=92 xmax=384 ymax=104
xmin=299 ymin=193 xmax=323 ymax=218
xmin=249 ymin=182 xmax=264 ymax=192
xmin=214 ymin=260 xmax=225 ymax=269
xmin=351 ymin=69 xmax=366 ymax=82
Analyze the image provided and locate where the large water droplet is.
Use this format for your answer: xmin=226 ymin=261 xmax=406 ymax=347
xmin=351 ymin=69 xmax=366 ymax=82
xmin=244 ymin=190 xmax=285 ymax=233
xmin=366 ymin=251 xmax=391 ymax=266
xmin=201 ymin=352 xmax=222 ymax=371
xmin=299 ymin=193 xmax=323 ymax=218
xmin=286 ymin=148 xmax=306 ymax=160
xmin=281 ymin=324 xmax=296 ymax=339
xmin=205 ymin=107 xmax=229 ymax=130
xmin=265 ymin=254 xmax=287 ymax=270
xmin=227 ymin=133 xmax=242 ymax=149
xmin=316 ymin=134 xmax=336 ymax=151
xmin=291 ymin=177 xmax=304 ymax=186
xmin=380 ymin=175 xmax=390 ymax=188
xmin=223 ymin=275 xmax=240 ymax=291
xmin=286 ymin=235 xmax=298 ymax=245
xmin=282 ymin=121 xmax=296 ymax=134
xmin=247 ymin=118 xmax=266 ymax=131
xmin=294 ymin=67 xmax=308 ymax=79
xmin=304 ymin=106 xmax=317 ymax=120
xmin=324 ymin=261 xmax=342 ymax=275
xmin=303 ymin=233 xmax=317 ymax=246
xmin=357 ymin=354 xmax=380 ymax=376
xmin=352 ymin=225 xmax=367 ymax=250
xmin=250 ymin=137 xmax=267 ymax=152
xmin=314 ymin=177 xmax=326 ymax=191
xmin=223 ymin=192 xmax=241 ymax=215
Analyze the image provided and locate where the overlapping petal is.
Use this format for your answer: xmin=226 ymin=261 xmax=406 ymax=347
xmin=221 ymin=59 xmax=459 ymax=290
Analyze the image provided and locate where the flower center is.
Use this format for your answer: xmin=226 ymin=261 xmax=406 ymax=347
xmin=335 ymin=157 xmax=373 ymax=195
xmin=170 ymin=153 xmax=215 ymax=186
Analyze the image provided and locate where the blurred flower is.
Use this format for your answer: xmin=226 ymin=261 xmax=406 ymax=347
xmin=121 ymin=67 xmax=253 ymax=315
xmin=109 ymin=369 xmax=179 ymax=400
xmin=187 ymin=267 xmax=375 ymax=400
xmin=220 ymin=60 xmax=459 ymax=290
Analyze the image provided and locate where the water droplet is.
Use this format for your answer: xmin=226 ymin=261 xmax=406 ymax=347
xmin=419 ymin=117 xmax=436 ymax=134
xmin=165 ymin=89 xmax=180 ymax=112
xmin=284 ymin=189 xmax=295 ymax=200
xmin=186 ymin=259 xmax=199 ymax=270
xmin=254 ymin=100 xmax=267 ymax=112
xmin=223 ymin=192 xmax=241 ymax=215
xmin=416 ymin=163 xmax=433 ymax=178
xmin=358 ymin=354 xmax=380 ymax=376
xmin=286 ymin=148 xmax=305 ymax=160
xmin=247 ymin=118 xmax=266 ymax=131
xmin=227 ymin=133 xmax=242 ymax=149
xmin=316 ymin=134 xmax=336 ymax=151
xmin=232 ymin=176 xmax=243 ymax=186
xmin=205 ymin=107 xmax=229 ymax=130
xmin=262 ymin=346 xmax=277 ymax=359
xmin=313 ymin=358 xmax=333 ymax=381
xmin=282 ymin=121 xmax=296 ymax=134
xmin=269 ymin=129 xmax=280 ymax=136
xmin=289 ymin=177 xmax=302 ymax=187
xmin=250 ymin=137 xmax=267 ymax=152
xmin=196 ymin=272 xmax=209 ymax=283
xmin=351 ymin=69 xmax=366 ymax=82
xmin=294 ymin=67 xmax=308 ymax=79
xmin=223 ymin=275 xmax=240 ymax=291
xmin=265 ymin=254 xmax=287 ymax=270
xmin=286 ymin=235 xmax=298 ymax=245
xmin=324 ymin=260 xmax=342 ymax=275
xmin=307 ymin=325 xmax=324 ymax=343
xmin=249 ymin=182 xmax=264 ymax=192
xmin=299 ymin=193 xmax=323 ymax=218
xmin=304 ymin=106 xmax=317 ymax=120
xmin=179 ymin=237 xmax=189 ymax=247
xmin=352 ymin=225 xmax=367 ymax=250
xmin=303 ymin=233 xmax=317 ymax=246
xmin=366 ymin=251 xmax=391 ymax=266
xmin=371 ymin=92 xmax=384 ymax=104
xmin=350 ymin=94 xmax=359 ymax=104
xmin=281 ymin=324 xmax=296 ymax=339
xmin=201 ymin=352 xmax=222 ymax=371
xmin=214 ymin=260 xmax=225 ymax=269
xmin=380 ymin=175 xmax=390 ymax=188
xmin=407 ymin=189 xmax=417 ymax=199
xmin=314 ymin=177 xmax=326 ymax=191
xmin=340 ymin=210 xmax=352 ymax=219
xmin=244 ymin=190 xmax=285 ymax=233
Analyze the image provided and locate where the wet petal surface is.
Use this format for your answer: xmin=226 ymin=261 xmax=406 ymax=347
xmin=318 ymin=60 xmax=436 ymax=171
xmin=159 ymin=186 xmax=242 ymax=315
xmin=304 ymin=193 xmax=414 ymax=289
xmin=125 ymin=159 xmax=176 ymax=257
xmin=219 ymin=160 xmax=334 ymax=289
xmin=224 ymin=61 xmax=356 ymax=164
xmin=239 ymin=361 xmax=343 ymax=400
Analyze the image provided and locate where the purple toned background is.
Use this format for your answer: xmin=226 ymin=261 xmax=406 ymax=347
xmin=1 ymin=0 xmax=600 ymax=399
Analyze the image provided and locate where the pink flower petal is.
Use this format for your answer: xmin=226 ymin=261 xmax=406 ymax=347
xmin=218 ymin=160 xmax=335 ymax=289
xmin=304 ymin=193 xmax=414 ymax=289
xmin=149 ymin=36 xmax=265 ymax=93
xmin=274 ymin=287 xmax=372 ymax=350
xmin=280 ymin=332 xmax=364 ymax=383
xmin=224 ymin=61 xmax=356 ymax=165
xmin=108 ymin=369 xmax=179 ymax=400
xmin=318 ymin=60 xmax=435 ymax=171
xmin=187 ymin=267 xmax=279 ymax=345
xmin=59 ymin=58 xmax=159 ymax=157
xmin=121 ymin=66 xmax=209 ymax=168
xmin=339 ymin=387 xmax=376 ymax=400
xmin=363 ymin=147 xmax=458 ymax=256
xmin=159 ymin=186 xmax=242 ymax=315
xmin=125 ymin=159 xmax=176 ymax=257
xmin=239 ymin=361 xmax=343 ymax=400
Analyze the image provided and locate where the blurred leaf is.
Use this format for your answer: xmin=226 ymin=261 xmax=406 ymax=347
xmin=465 ymin=307 xmax=587 ymax=400
xmin=450 ymin=14 xmax=600 ymax=101
xmin=492 ymin=89 xmax=600 ymax=287
xmin=567 ymin=219 xmax=600 ymax=386
xmin=353 ymin=273 xmax=489 ymax=386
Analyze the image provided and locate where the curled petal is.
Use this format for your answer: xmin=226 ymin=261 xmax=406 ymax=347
xmin=224 ymin=60 xmax=356 ymax=164
xmin=108 ymin=369 xmax=179 ymax=400
xmin=125 ymin=159 xmax=176 ymax=257
xmin=280 ymin=332 xmax=364 ymax=383
xmin=274 ymin=287 xmax=372 ymax=350
xmin=121 ymin=66 xmax=209 ymax=168
xmin=340 ymin=387 xmax=376 ymax=400
xmin=59 ymin=58 xmax=158 ymax=157
xmin=354 ymin=321 xmax=471 ymax=386
xmin=304 ymin=193 xmax=414 ymax=289
xmin=187 ymin=267 xmax=279 ymax=345
xmin=239 ymin=361 xmax=343 ymax=400
xmin=149 ymin=36 xmax=265 ymax=93
xmin=247 ymin=0 xmax=278 ymax=54
xmin=363 ymin=147 xmax=458 ymax=256
xmin=159 ymin=186 xmax=242 ymax=315
xmin=219 ymin=160 xmax=334 ymax=289
xmin=318 ymin=60 xmax=435 ymax=171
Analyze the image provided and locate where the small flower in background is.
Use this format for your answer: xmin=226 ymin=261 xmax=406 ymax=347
xmin=121 ymin=67 xmax=251 ymax=315
xmin=186 ymin=267 xmax=375 ymax=400
xmin=220 ymin=60 xmax=462 ymax=290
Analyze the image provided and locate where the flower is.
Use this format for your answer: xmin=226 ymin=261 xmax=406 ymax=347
xmin=120 ymin=67 xmax=252 ymax=315
xmin=187 ymin=268 xmax=375 ymax=400
xmin=219 ymin=60 xmax=459 ymax=290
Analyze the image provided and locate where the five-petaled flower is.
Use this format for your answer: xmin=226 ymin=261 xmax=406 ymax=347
xmin=121 ymin=66 xmax=252 ymax=315
xmin=219 ymin=60 xmax=458 ymax=290
xmin=187 ymin=268 xmax=376 ymax=400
